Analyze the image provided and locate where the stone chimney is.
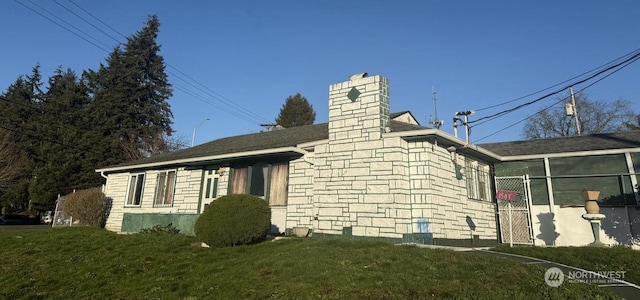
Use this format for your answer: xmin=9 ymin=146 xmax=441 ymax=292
xmin=328 ymin=73 xmax=390 ymax=142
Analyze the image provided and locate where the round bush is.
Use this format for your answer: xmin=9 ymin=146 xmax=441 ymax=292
xmin=64 ymin=188 xmax=106 ymax=227
xmin=194 ymin=194 xmax=271 ymax=247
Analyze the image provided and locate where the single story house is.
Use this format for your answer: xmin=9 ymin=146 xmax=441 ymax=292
xmin=96 ymin=73 xmax=640 ymax=247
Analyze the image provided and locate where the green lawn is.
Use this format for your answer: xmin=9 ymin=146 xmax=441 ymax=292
xmin=493 ymin=244 xmax=640 ymax=285
xmin=0 ymin=227 xmax=618 ymax=299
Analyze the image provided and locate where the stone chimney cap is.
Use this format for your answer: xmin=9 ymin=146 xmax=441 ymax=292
xmin=349 ymin=73 xmax=368 ymax=80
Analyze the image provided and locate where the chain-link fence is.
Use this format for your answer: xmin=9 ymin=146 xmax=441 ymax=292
xmin=495 ymin=175 xmax=534 ymax=245
xmin=51 ymin=195 xmax=73 ymax=228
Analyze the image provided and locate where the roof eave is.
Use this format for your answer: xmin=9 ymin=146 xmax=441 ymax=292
xmin=95 ymin=146 xmax=308 ymax=174
xmin=498 ymin=147 xmax=640 ymax=161
xmin=383 ymin=129 xmax=503 ymax=162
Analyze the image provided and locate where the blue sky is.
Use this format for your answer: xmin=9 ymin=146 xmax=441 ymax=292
xmin=1 ymin=1 xmax=639 ymax=145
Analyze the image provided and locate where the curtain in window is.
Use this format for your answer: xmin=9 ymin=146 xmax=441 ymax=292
xmin=127 ymin=175 xmax=137 ymax=205
xmin=164 ymin=171 xmax=176 ymax=205
xmin=231 ymin=167 xmax=248 ymax=194
xmin=155 ymin=172 xmax=167 ymax=205
xmin=269 ymin=163 xmax=289 ymax=205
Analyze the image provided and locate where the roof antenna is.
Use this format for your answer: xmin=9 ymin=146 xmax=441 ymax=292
xmin=429 ymin=87 xmax=444 ymax=129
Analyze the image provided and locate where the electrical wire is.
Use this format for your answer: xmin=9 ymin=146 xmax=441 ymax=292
xmin=52 ymin=0 xmax=270 ymax=124
xmin=468 ymin=51 xmax=640 ymax=126
xmin=15 ymin=0 xmax=111 ymax=52
xmin=473 ymin=56 xmax=640 ymax=143
xmin=52 ymin=0 xmax=121 ymax=44
xmin=473 ymin=47 xmax=640 ymax=112
xmin=67 ymin=0 xmax=127 ymax=40
xmin=55 ymin=0 xmax=270 ymax=125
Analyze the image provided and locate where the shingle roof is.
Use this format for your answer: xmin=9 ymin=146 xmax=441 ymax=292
xmin=390 ymin=111 xmax=410 ymax=119
xmin=479 ymin=131 xmax=640 ymax=157
xmin=103 ymin=119 xmax=428 ymax=170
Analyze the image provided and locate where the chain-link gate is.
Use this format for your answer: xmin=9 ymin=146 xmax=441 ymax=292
xmin=51 ymin=196 xmax=73 ymax=227
xmin=495 ymin=175 xmax=534 ymax=245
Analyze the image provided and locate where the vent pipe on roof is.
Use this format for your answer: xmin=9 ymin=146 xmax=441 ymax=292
xmin=349 ymin=73 xmax=368 ymax=80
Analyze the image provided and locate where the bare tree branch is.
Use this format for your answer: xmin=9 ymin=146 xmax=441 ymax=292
xmin=523 ymin=94 xmax=636 ymax=139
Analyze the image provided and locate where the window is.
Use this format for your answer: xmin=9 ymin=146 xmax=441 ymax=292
xmin=202 ymin=170 xmax=219 ymax=201
xmin=126 ymin=173 xmax=145 ymax=206
xmin=269 ymin=163 xmax=289 ymax=205
xmin=230 ymin=162 xmax=289 ymax=205
xmin=154 ymin=170 xmax=176 ymax=207
xmin=466 ymin=161 xmax=490 ymax=201
xmin=249 ymin=163 xmax=268 ymax=197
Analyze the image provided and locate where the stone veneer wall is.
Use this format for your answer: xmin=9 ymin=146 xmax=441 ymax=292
xmin=408 ymin=141 xmax=497 ymax=242
xmin=312 ymin=75 xmax=412 ymax=239
xmin=286 ymin=154 xmax=316 ymax=229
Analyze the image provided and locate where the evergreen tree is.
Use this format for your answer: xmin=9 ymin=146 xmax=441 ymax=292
xmin=86 ymin=15 xmax=173 ymax=164
xmin=28 ymin=68 xmax=101 ymax=212
xmin=275 ymin=93 xmax=316 ymax=128
xmin=0 ymin=66 xmax=43 ymax=214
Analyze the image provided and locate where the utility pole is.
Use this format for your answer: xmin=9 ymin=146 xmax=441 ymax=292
xmin=260 ymin=123 xmax=278 ymax=132
xmin=569 ymin=87 xmax=581 ymax=136
xmin=453 ymin=110 xmax=474 ymax=143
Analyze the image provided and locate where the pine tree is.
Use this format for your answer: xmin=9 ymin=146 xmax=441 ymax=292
xmin=275 ymin=93 xmax=316 ymax=128
xmin=86 ymin=15 xmax=173 ymax=164
xmin=28 ymin=68 xmax=101 ymax=212
xmin=0 ymin=66 xmax=43 ymax=214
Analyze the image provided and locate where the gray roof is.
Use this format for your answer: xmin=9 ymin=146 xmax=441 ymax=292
xmin=480 ymin=131 xmax=640 ymax=157
xmin=390 ymin=111 xmax=420 ymax=125
xmin=104 ymin=119 xmax=428 ymax=170
xmin=390 ymin=111 xmax=410 ymax=118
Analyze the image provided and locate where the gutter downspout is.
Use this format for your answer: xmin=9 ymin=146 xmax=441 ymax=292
xmin=100 ymin=171 xmax=108 ymax=193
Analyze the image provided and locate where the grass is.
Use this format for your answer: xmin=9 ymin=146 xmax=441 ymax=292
xmin=493 ymin=244 xmax=640 ymax=285
xmin=0 ymin=227 xmax=619 ymax=299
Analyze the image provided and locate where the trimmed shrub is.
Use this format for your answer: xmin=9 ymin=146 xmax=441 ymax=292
xmin=64 ymin=188 xmax=106 ymax=227
xmin=194 ymin=194 xmax=271 ymax=247
xmin=140 ymin=223 xmax=180 ymax=234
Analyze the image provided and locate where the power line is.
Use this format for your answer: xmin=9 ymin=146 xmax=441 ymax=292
xmin=53 ymin=0 xmax=121 ymax=45
xmin=15 ymin=0 xmax=111 ymax=52
xmin=166 ymin=66 xmax=269 ymax=123
xmin=67 ymin=0 xmax=128 ymax=40
xmin=468 ymin=51 xmax=640 ymax=126
xmin=473 ymin=56 xmax=640 ymax=143
xmin=53 ymin=0 xmax=270 ymax=125
xmin=473 ymin=47 xmax=640 ymax=112
xmin=172 ymin=85 xmax=266 ymax=124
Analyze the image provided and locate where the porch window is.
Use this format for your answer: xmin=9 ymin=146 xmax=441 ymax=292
xmin=249 ymin=163 xmax=268 ymax=197
xmin=269 ymin=163 xmax=289 ymax=205
xmin=126 ymin=173 xmax=145 ymax=206
xmin=231 ymin=167 xmax=248 ymax=194
xmin=230 ymin=162 xmax=289 ymax=205
xmin=466 ymin=161 xmax=490 ymax=201
xmin=154 ymin=170 xmax=176 ymax=207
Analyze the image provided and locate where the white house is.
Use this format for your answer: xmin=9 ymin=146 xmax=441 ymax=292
xmin=97 ymin=74 xmax=499 ymax=246
xmin=96 ymin=73 xmax=640 ymax=247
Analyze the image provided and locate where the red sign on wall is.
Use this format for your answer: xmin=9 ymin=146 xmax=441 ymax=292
xmin=496 ymin=190 xmax=518 ymax=202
